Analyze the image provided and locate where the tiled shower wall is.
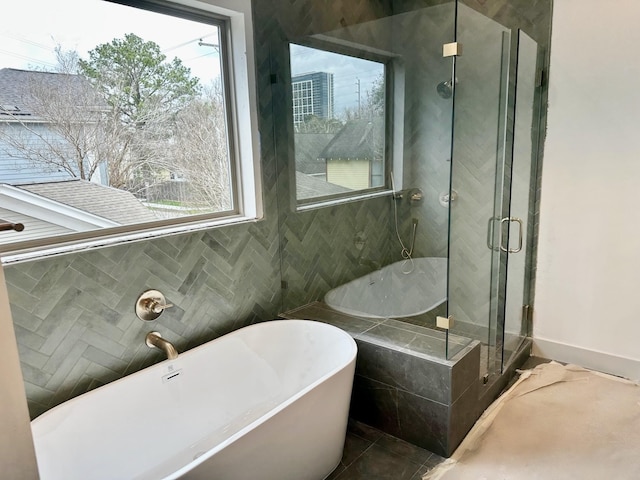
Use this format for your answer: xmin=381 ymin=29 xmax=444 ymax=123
xmin=273 ymin=0 xmax=461 ymax=310
xmin=396 ymin=3 xmax=455 ymax=259
xmin=262 ymin=0 xmax=399 ymax=312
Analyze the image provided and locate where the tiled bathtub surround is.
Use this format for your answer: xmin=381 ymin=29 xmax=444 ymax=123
xmin=6 ymin=225 xmax=282 ymax=418
xmin=282 ymin=303 xmax=481 ymax=457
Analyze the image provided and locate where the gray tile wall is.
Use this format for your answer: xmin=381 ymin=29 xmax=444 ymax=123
xmin=396 ymin=3 xmax=455 ymax=259
xmin=263 ymin=0 xmax=400 ymax=312
xmin=273 ymin=1 xmax=460 ymax=310
xmin=6 ymin=221 xmax=283 ymax=417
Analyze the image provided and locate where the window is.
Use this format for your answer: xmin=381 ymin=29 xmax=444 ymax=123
xmin=0 ymin=0 xmax=260 ymax=261
xmin=289 ymin=43 xmax=388 ymax=207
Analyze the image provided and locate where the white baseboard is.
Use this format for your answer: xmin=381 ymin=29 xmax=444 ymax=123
xmin=532 ymin=338 xmax=640 ymax=381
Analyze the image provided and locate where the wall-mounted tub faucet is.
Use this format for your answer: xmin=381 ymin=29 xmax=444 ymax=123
xmin=145 ymin=332 xmax=178 ymax=360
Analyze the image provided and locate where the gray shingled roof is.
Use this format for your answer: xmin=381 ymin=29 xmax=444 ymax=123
xmin=18 ymin=180 xmax=158 ymax=225
xmin=294 ymin=133 xmax=334 ymax=174
xmin=0 ymin=68 xmax=105 ymax=121
xmin=319 ymin=118 xmax=383 ymax=160
xmin=295 ymin=171 xmax=352 ymax=200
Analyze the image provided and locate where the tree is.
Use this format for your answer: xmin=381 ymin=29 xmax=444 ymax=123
xmin=365 ymin=73 xmax=385 ymax=118
xmin=78 ymin=34 xmax=201 ymax=192
xmin=53 ymin=45 xmax=80 ymax=74
xmin=0 ymin=34 xmax=238 ymax=215
xmin=294 ymin=115 xmax=344 ymax=134
xmin=162 ymin=82 xmax=232 ymax=212
xmin=79 ymin=33 xmax=200 ymax=129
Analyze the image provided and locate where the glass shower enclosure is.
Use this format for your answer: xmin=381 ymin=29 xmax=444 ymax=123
xmin=275 ymin=0 xmax=549 ymax=384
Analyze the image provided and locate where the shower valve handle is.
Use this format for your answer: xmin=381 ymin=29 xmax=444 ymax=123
xmin=136 ymin=290 xmax=173 ymax=321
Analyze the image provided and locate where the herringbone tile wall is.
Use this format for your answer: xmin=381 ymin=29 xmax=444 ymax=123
xmin=6 ymin=221 xmax=283 ymax=418
xmin=397 ymin=3 xmax=455 ymax=259
xmin=263 ymin=0 xmax=401 ymax=312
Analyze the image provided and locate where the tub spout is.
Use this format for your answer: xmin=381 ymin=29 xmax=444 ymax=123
xmin=145 ymin=331 xmax=178 ymax=360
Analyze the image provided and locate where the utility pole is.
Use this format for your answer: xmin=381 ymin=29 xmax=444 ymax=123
xmin=356 ymin=77 xmax=361 ymax=118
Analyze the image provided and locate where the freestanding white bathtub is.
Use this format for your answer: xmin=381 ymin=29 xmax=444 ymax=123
xmin=325 ymin=257 xmax=448 ymax=318
xmin=30 ymin=320 xmax=357 ymax=480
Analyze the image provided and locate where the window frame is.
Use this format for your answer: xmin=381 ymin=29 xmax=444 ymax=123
xmin=288 ymin=38 xmax=399 ymax=212
xmin=0 ymin=0 xmax=262 ymax=264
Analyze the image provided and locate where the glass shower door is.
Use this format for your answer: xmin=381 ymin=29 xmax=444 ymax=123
xmin=447 ymin=3 xmax=512 ymax=378
xmin=502 ymin=30 xmax=540 ymax=369
xmin=447 ymin=4 xmax=541 ymax=379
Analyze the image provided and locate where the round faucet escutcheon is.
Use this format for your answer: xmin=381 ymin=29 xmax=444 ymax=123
xmin=135 ymin=289 xmax=173 ymax=321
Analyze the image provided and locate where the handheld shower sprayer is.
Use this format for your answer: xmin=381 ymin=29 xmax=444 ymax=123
xmin=390 ymin=172 xmax=418 ymax=273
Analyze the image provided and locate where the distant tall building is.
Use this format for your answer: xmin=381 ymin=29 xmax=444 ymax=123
xmin=291 ymin=72 xmax=334 ymax=124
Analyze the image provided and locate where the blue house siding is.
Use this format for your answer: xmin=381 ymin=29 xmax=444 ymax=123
xmin=0 ymin=123 xmax=106 ymax=185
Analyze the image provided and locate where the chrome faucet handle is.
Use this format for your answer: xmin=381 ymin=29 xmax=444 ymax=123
xmin=136 ymin=290 xmax=172 ymax=321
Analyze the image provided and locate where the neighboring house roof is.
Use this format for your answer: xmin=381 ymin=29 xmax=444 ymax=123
xmin=18 ymin=180 xmax=158 ymax=225
xmin=294 ymin=133 xmax=334 ymax=175
xmin=0 ymin=205 xmax=73 ymax=244
xmin=319 ymin=118 xmax=383 ymax=160
xmin=0 ymin=68 xmax=105 ymax=122
xmin=0 ymin=183 xmax=118 ymax=245
xmin=296 ymin=171 xmax=352 ymax=200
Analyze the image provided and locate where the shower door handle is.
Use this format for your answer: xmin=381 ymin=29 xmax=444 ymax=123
xmin=499 ymin=217 xmax=523 ymax=254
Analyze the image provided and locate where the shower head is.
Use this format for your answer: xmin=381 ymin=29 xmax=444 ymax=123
xmin=437 ymin=80 xmax=453 ymax=99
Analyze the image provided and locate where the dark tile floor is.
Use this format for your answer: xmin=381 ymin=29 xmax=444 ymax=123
xmin=326 ymin=419 xmax=445 ymax=480
xmin=328 ymin=356 xmax=553 ymax=480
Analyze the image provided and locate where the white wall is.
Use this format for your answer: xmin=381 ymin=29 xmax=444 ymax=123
xmin=534 ymin=0 xmax=640 ymax=379
xmin=0 ymin=262 xmax=39 ymax=477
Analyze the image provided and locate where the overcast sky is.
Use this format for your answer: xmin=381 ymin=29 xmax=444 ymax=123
xmin=290 ymin=44 xmax=383 ymax=115
xmin=0 ymin=0 xmax=221 ymax=84
xmin=1 ymin=0 xmax=382 ymax=115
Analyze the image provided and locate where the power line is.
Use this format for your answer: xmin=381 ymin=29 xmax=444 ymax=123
xmin=0 ymin=32 xmax=52 ymax=52
xmin=0 ymin=48 xmax=56 ymax=69
xmin=162 ymin=33 xmax=217 ymax=53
